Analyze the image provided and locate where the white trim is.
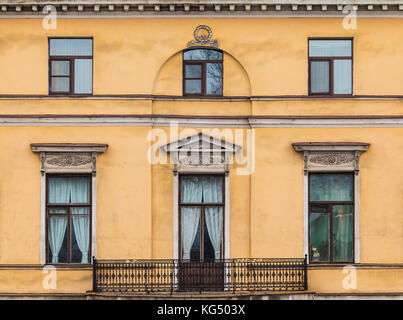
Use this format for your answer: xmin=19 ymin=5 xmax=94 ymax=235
xmin=354 ymin=173 xmax=360 ymax=263
xmin=92 ymin=174 xmax=97 ymax=260
xmin=173 ymin=166 xmax=230 ymax=261
xmin=294 ymin=143 xmax=368 ymax=264
xmin=6 ymin=14 xmax=403 ymax=19
xmin=2 ymin=116 xmax=403 ymax=128
xmin=40 ymin=172 xmax=46 ymax=265
xmin=173 ymin=173 xmax=179 ymax=260
xmin=303 ymin=172 xmax=309 ymax=263
xmin=33 ymin=145 xmax=107 ymax=264
xmin=224 ymin=173 xmax=230 ymax=259
xmin=31 ymin=145 xmax=108 ymax=153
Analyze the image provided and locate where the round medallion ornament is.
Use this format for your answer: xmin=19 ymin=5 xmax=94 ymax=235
xmin=194 ymin=25 xmax=212 ymax=42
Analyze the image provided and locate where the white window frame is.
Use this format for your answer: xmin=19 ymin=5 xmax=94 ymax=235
xmin=292 ymin=142 xmax=369 ymax=264
xmin=31 ymin=143 xmax=107 ymax=265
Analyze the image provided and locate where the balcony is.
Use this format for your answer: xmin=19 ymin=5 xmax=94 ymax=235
xmin=92 ymin=257 xmax=307 ymax=294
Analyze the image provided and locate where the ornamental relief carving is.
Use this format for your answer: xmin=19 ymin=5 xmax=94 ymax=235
xmin=308 ymin=152 xmax=355 ymax=167
xmin=45 ymin=153 xmax=93 ymax=168
xmin=172 ymin=151 xmax=228 ymax=167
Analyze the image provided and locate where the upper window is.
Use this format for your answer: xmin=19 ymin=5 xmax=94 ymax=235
xmin=49 ymin=38 xmax=93 ymax=95
xmin=46 ymin=175 xmax=91 ymax=264
xmin=308 ymin=39 xmax=352 ymax=96
xmin=183 ymin=49 xmax=223 ymax=96
xmin=309 ymin=173 xmax=354 ymax=263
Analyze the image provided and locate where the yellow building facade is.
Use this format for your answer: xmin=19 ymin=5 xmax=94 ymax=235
xmin=0 ymin=1 xmax=402 ymax=299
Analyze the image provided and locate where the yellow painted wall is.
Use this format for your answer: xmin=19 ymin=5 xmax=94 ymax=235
xmin=0 ymin=17 xmax=402 ymax=295
xmin=308 ymin=268 xmax=403 ymax=293
xmin=0 ymin=269 xmax=91 ymax=294
xmin=2 ymin=18 xmax=403 ymax=96
xmin=0 ymin=126 xmax=401 ymax=293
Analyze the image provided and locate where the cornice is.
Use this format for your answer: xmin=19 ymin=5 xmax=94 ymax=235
xmin=0 ymin=114 xmax=402 ymax=128
xmin=2 ymin=1 xmax=403 ymax=17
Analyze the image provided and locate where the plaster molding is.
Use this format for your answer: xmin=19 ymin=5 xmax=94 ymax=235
xmin=2 ymin=116 xmax=403 ymax=128
xmin=31 ymin=143 xmax=107 ymax=264
xmin=293 ymin=142 xmax=369 ymax=264
xmin=161 ymin=132 xmax=241 ymax=170
xmin=2 ymin=1 xmax=403 ymax=17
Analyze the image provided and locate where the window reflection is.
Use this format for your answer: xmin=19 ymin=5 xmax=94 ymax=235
xmin=183 ymin=49 xmax=223 ymax=96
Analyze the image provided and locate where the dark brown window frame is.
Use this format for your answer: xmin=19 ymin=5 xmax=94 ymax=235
xmin=308 ymin=172 xmax=355 ymax=264
xmin=182 ymin=48 xmax=223 ymax=97
xmin=45 ymin=174 xmax=92 ymax=265
xmin=308 ymin=37 xmax=353 ymax=97
xmin=48 ymin=37 xmax=93 ymax=96
xmin=178 ymin=174 xmax=225 ymax=262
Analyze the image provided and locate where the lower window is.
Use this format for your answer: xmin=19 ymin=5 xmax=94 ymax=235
xmin=180 ymin=175 xmax=224 ymax=261
xmin=309 ymin=173 xmax=354 ymax=263
xmin=46 ymin=175 xmax=91 ymax=264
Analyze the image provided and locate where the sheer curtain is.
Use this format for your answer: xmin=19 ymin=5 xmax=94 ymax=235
xmin=48 ymin=178 xmax=70 ymax=263
xmin=181 ymin=209 xmax=200 ymax=260
xmin=48 ymin=177 xmax=90 ymax=263
xmin=70 ymin=178 xmax=90 ymax=263
xmin=49 ymin=217 xmax=68 ymax=263
xmin=202 ymin=177 xmax=223 ymax=260
xmin=333 ymin=205 xmax=353 ymax=262
xmin=181 ymin=177 xmax=203 ymax=260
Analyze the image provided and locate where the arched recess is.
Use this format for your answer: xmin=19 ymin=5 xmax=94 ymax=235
xmin=152 ymin=47 xmax=252 ymax=97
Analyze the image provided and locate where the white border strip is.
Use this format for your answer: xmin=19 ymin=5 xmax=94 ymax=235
xmin=1 ymin=117 xmax=403 ymax=128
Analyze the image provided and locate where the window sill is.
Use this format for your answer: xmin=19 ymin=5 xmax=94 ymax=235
xmin=308 ymin=263 xmax=403 ymax=269
xmin=0 ymin=264 xmax=92 ymax=270
xmin=43 ymin=264 xmax=92 ymax=270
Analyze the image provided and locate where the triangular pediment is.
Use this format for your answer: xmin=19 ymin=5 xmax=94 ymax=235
xmin=161 ymin=132 xmax=241 ymax=153
xmin=161 ymin=133 xmax=241 ymax=167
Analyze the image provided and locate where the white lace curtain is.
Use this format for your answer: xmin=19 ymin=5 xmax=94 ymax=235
xmin=48 ymin=177 xmax=90 ymax=263
xmin=181 ymin=176 xmax=223 ymax=260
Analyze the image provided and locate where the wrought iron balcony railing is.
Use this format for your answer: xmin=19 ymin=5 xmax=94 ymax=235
xmin=92 ymin=256 xmax=307 ymax=293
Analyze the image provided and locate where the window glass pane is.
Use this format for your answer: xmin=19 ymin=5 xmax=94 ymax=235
xmin=309 ymin=40 xmax=352 ymax=57
xmin=203 ymin=215 xmax=215 ymax=261
xmin=334 ymin=59 xmax=352 ymax=94
xmin=333 ymin=205 xmax=353 ymax=262
xmin=71 ymin=216 xmax=90 ymax=263
xmin=310 ymin=174 xmax=353 ymax=202
xmin=204 ymin=207 xmax=223 ymax=261
xmin=49 ymin=208 xmax=67 ymax=214
xmin=310 ymin=61 xmax=329 ymax=93
xmin=201 ymin=176 xmax=222 ymax=203
xmin=185 ymin=64 xmax=202 ymax=78
xmin=185 ymin=80 xmax=202 ymax=94
xmin=51 ymin=77 xmax=70 ymax=92
xmin=310 ymin=206 xmax=330 ymax=262
xmin=51 ymin=60 xmax=70 ymax=76
xmin=206 ymin=63 xmax=223 ymax=95
xmin=50 ymin=39 xmax=93 ymax=56
xmin=71 ymin=221 xmax=82 ymax=263
xmin=181 ymin=177 xmax=203 ymax=203
xmin=48 ymin=216 xmax=68 ymax=263
xmin=71 ymin=207 xmax=90 ymax=214
xmin=48 ymin=177 xmax=90 ymax=204
xmin=181 ymin=207 xmax=201 ymax=260
xmin=74 ymin=59 xmax=92 ymax=94
xmin=184 ymin=49 xmax=222 ymax=61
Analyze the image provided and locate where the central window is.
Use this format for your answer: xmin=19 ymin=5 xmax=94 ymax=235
xmin=46 ymin=175 xmax=91 ymax=264
xmin=183 ymin=49 xmax=223 ymax=96
xmin=179 ymin=175 xmax=224 ymax=261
